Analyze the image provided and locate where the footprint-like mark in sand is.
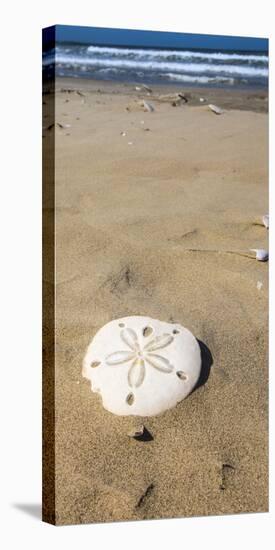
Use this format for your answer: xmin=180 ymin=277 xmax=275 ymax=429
xmin=220 ymin=463 xmax=235 ymax=491
xmin=135 ymin=483 xmax=155 ymax=509
xmin=103 ymin=265 xmax=133 ymax=296
xmin=168 ymin=229 xmax=199 ymax=243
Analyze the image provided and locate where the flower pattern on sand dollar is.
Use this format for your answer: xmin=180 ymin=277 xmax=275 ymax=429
xmin=105 ymin=328 xmax=174 ymax=388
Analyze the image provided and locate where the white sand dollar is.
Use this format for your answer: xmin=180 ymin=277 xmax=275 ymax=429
xmin=82 ymin=316 xmax=201 ymax=417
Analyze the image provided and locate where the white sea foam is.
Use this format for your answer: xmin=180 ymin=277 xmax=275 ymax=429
xmin=163 ymin=73 xmax=235 ymax=84
xmin=43 ymin=44 xmax=268 ymax=88
xmin=54 ymin=54 xmax=268 ymax=78
xmin=86 ymin=45 xmax=268 ymax=63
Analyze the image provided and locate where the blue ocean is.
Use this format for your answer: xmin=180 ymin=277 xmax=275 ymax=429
xmin=43 ymin=43 xmax=268 ymax=89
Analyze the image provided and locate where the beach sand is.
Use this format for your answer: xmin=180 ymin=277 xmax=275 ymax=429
xmin=45 ymin=78 xmax=268 ymax=524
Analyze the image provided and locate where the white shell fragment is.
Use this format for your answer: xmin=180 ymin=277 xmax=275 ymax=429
xmin=56 ymin=122 xmax=71 ymax=129
xmin=262 ymin=214 xmax=269 ymax=229
xmin=141 ymin=100 xmax=155 ymax=112
xmin=141 ymin=84 xmax=152 ymax=93
xmin=257 ymin=281 xmax=263 ymax=290
xmin=208 ymin=103 xmax=223 ymax=115
xmin=83 ymin=316 xmax=201 ymax=416
xmin=250 ymin=248 xmax=269 ymax=262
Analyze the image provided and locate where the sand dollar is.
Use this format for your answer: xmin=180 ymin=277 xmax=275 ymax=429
xmin=82 ymin=316 xmax=201 ymax=417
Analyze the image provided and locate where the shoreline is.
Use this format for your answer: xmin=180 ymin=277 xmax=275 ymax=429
xmin=53 ymin=76 xmax=268 ymax=113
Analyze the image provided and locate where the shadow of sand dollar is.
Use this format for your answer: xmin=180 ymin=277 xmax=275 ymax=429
xmin=193 ymin=340 xmax=213 ymax=392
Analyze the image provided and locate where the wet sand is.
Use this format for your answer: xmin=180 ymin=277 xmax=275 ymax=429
xmin=44 ymin=77 xmax=268 ymax=524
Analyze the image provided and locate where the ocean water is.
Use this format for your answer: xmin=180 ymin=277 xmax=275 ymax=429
xmin=43 ymin=43 xmax=268 ymax=89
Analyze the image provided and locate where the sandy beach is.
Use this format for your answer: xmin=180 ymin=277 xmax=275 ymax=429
xmin=44 ymin=77 xmax=268 ymax=524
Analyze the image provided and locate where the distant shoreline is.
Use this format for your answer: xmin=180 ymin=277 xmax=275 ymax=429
xmin=52 ymin=74 xmax=268 ymax=93
xmin=53 ymin=76 xmax=268 ymax=114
